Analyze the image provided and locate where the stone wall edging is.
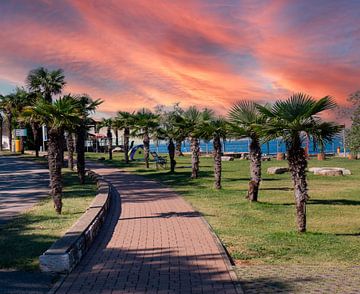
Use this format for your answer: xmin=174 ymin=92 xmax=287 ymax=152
xmin=39 ymin=170 xmax=113 ymax=273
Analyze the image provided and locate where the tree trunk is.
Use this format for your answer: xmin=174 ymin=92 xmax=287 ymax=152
xmin=48 ymin=128 xmax=63 ymax=214
xmin=0 ymin=116 xmax=3 ymax=151
xmin=31 ymin=123 xmax=39 ymax=157
xmin=66 ymin=133 xmax=75 ymax=170
xmin=7 ymin=112 xmax=12 ymax=152
xmin=124 ymin=127 xmax=130 ymax=163
xmin=213 ymin=134 xmax=222 ymax=189
xmin=288 ymin=136 xmax=308 ymax=233
xmin=175 ymin=141 xmax=184 ymax=156
xmin=168 ymin=138 xmax=176 ymax=173
xmin=107 ymin=127 xmax=113 ymax=160
xmin=114 ymin=127 xmax=119 ymax=146
xmin=143 ymin=130 xmax=150 ymax=168
xmin=19 ymin=122 xmax=25 ymax=154
xmin=190 ymin=137 xmax=200 ymax=178
xmin=76 ymin=126 xmax=86 ymax=184
xmin=247 ymin=135 xmax=262 ymax=201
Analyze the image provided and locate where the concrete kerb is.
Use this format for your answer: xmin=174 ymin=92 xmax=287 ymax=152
xmin=39 ymin=170 xmax=113 ymax=275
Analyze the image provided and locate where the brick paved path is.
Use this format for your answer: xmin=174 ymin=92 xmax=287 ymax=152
xmin=56 ymin=165 xmax=240 ymax=293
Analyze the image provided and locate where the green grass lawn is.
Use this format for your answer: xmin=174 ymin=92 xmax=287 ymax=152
xmin=87 ymin=152 xmax=360 ymax=266
xmin=0 ymin=169 xmax=96 ymax=271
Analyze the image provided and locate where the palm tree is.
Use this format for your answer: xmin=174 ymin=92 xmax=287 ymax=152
xmin=115 ymin=111 xmax=134 ymax=164
xmin=26 ymin=67 xmax=66 ymax=103
xmin=0 ymin=93 xmax=17 ymax=151
xmin=74 ymin=95 xmax=102 ymax=184
xmin=100 ymin=118 xmax=113 ymax=160
xmin=132 ymin=109 xmax=160 ymax=168
xmin=26 ymin=96 xmax=81 ymax=214
xmin=174 ymin=107 xmax=212 ymax=178
xmin=198 ymin=117 xmax=228 ymax=189
xmin=228 ymin=101 xmax=266 ymax=201
xmin=257 ymin=93 xmax=341 ymax=232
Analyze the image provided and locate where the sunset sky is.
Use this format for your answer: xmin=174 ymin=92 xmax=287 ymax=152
xmin=0 ymin=0 xmax=359 ymax=117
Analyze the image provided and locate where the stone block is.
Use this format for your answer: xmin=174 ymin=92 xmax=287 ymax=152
xmin=267 ymin=167 xmax=289 ymax=174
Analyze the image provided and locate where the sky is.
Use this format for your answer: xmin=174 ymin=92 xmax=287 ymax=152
xmin=0 ymin=0 xmax=359 ymax=118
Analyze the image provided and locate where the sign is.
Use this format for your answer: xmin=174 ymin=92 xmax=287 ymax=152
xmin=85 ymin=140 xmax=92 ymax=147
xmin=15 ymin=129 xmax=27 ymax=137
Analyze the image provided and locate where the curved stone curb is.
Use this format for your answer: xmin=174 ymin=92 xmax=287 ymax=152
xmin=39 ymin=170 xmax=113 ymax=274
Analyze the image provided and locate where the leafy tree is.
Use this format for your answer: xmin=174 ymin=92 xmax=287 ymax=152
xmin=132 ymin=109 xmax=160 ymax=168
xmin=26 ymin=67 xmax=66 ymax=103
xmin=257 ymin=93 xmax=341 ymax=232
xmin=228 ymin=101 xmax=266 ymax=201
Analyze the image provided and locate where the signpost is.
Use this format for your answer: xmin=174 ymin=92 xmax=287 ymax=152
xmin=15 ymin=129 xmax=27 ymax=137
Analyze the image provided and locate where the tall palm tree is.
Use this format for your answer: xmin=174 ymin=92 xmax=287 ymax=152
xmin=74 ymin=95 xmax=102 ymax=184
xmin=228 ymin=101 xmax=266 ymax=201
xmin=132 ymin=109 xmax=160 ymax=168
xmin=25 ymin=96 xmax=81 ymax=214
xmin=100 ymin=118 xmax=113 ymax=160
xmin=26 ymin=67 xmax=66 ymax=103
xmin=257 ymin=93 xmax=341 ymax=232
xmin=198 ymin=117 xmax=228 ymax=189
xmin=115 ymin=111 xmax=134 ymax=164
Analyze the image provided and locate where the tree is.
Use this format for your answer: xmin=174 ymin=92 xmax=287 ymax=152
xmin=174 ymin=107 xmax=212 ymax=179
xmin=26 ymin=67 xmax=66 ymax=103
xmin=100 ymin=118 xmax=113 ymax=160
xmin=228 ymin=101 xmax=265 ymax=201
xmin=115 ymin=111 xmax=134 ymax=164
xmin=257 ymin=93 xmax=341 ymax=232
xmin=27 ymin=96 xmax=81 ymax=213
xmin=198 ymin=116 xmax=228 ymax=189
xmin=74 ymin=95 xmax=102 ymax=184
xmin=132 ymin=109 xmax=160 ymax=168
xmin=0 ymin=93 xmax=17 ymax=151
xmin=0 ymin=107 xmax=3 ymax=151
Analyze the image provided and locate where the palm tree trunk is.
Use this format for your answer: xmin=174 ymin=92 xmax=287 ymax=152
xmin=168 ymin=138 xmax=176 ymax=173
xmin=247 ymin=135 xmax=262 ymax=201
xmin=7 ymin=112 xmax=12 ymax=152
xmin=124 ymin=127 xmax=130 ymax=163
xmin=288 ymin=138 xmax=308 ymax=233
xmin=114 ymin=127 xmax=119 ymax=146
xmin=48 ymin=128 xmax=63 ymax=214
xmin=19 ymin=122 xmax=25 ymax=154
xmin=191 ymin=136 xmax=200 ymax=178
xmin=175 ymin=141 xmax=184 ymax=156
xmin=31 ymin=123 xmax=39 ymax=157
xmin=143 ymin=131 xmax=150 ymax=168
xmin=107 ymin=127 xmax=113 ymax=160
xmin=213 ymin=134 xmax=222 ymax=189
xmin=66 ymin=133 xmax=75 ymax=170
xmin=0 ymin=115 xmax=3 ymax=151
xmin=76 ymin=126 xmax=86 ymax=184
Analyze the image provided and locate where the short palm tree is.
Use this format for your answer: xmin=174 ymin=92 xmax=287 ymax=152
xmin=100 ymin=118 xmax=113 ymax=160
xmin=27 ymin=96 xmax=81 ymax=214
xmin=115 ymin=111 xmax=134 ymax=164
xmin=26 ymin=67 xmax=66 ymax=103
xmin=198 ymin=117 xmax=228 ymax=189
xmin=0 ymin=93 xmax=18 ymax=151
xmin=228 ymin=101 xmax=266 ymax=201
xmin=74 ymin=95 xmax=102 ymax=183
xmin=132 ymin=109 xmax=160 ymax=168
xmin=257 ymin=93 xmax=341 ymax=232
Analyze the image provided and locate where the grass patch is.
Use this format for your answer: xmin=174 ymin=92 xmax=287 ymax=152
xmin=0 ymin=169 xmax=96 ymax=271
xmin=87 ymin=152 xmax=360 ymax=266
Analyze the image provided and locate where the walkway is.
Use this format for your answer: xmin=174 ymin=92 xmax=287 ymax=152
xmin=0 ymin=155 xmax=49 ymax=224
xmin=56 ymin=163 xmax=240 ymax=293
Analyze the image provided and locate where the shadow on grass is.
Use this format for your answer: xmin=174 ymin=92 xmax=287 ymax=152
xmin=308 ymin=199 xmax=360 ymax=206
